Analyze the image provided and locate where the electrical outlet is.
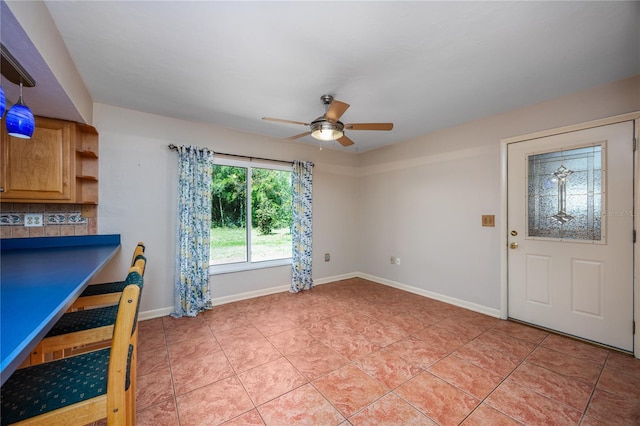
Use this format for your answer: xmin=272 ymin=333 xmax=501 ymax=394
xmin=396 ymin=257 xmax=401 ymax=265
xmin=390 ymin=256 xmax=396 ymax=265
xmin=324 ymin=253 xmax=330 ymax=262
xmin=24 ymin=213 xmax=43 ymax=227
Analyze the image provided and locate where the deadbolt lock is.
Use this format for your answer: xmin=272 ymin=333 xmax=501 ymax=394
xmin=510 ymin=230 xmax=518 ymax=236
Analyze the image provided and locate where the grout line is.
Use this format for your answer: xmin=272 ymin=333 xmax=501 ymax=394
xmin=161 ymin=320 xmax=180 ymax=424
xmin=467 ymin=328 xmax=549 ymax=424
xmin=204 ymin=317 xmax=259 ymax=423
xmin=580 ymin=350 xmax=610 ymax=424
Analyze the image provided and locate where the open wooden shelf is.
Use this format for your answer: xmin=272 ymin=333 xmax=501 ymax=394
xmin=76 ymin=149 xmax=98 ymax=159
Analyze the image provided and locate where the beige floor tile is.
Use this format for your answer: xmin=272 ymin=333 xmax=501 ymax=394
xmin=508 ymin=361 xmax=594 ymax=411
xmin=395 ymin=371 xmax=480 ymax=426
xmin=238 ymin=357 xmax=308 ymax=405
xmin=136 ymin=398 xmax=179 ymax=426
xmin=131 ymin=278 xmax=640 ymax=425
xmin=286 ymin=340 xmax=350 ymax=380
xmin=428 ymin=354 xmax=504 ymax=400
xmin=349 ymin=393 xmax=436 ymax=425
xmin=354 ymin=348 xmax=423 ymax=389
xmin=485 ymin=380 xmax=582 ymax=425
xmin=313 ymin=364 xmax=387 ymax=418
xmin=526 ymin=346 xmax=602 ymax=385
xmin=136 ymin=368 xmax=174 ymax=411
xmin=175 ymin=376 xmax=253 ymax=425
xmin=257 ymin=383 xmax=344 ymax=425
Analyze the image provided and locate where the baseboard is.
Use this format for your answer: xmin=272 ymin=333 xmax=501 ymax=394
xmin=139 ymin=306 xmax=174 ymax=321
xmin=138 ymin=271 xmax=499 ymax=321
xmin=138 ymin=272 xmax=361 ymax=321
xmin=356 ymin=272 xmax=501 ymax=318
xmin=314 ymin=272 xmax=359 ymax=285
xmin=211 ymin=284 xmax=291 ymax=306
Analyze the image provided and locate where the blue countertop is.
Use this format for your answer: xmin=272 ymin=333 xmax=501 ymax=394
xmin=0 ymin=235 xmax=121 ymax=385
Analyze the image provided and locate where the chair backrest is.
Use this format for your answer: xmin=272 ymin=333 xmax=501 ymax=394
xmin=129 ymin=242 xmax=145 ymax=267
xmin=106 ymin=283 xmax=141 ymax=424
xmin=122 ymin=265 xmax=144 ymax=338
xmin=128 ymin=256 xmax=147 ymax=280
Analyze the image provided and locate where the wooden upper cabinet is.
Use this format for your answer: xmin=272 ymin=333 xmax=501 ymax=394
xmin=0 ymin=116 xmax=99 ymax=204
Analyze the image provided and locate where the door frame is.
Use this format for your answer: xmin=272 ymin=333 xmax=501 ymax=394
xmin=500 ymin=112 xmax=640 ymax=357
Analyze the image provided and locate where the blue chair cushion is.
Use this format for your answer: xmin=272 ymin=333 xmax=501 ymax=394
xmin=46 ymin=305 xmax=119 ymax=337
xmin=0 ymin=348 xmax=110 ymax=425
xmin=79 ymin=257 xmax=146 ymax=297
xmin=46 ymin=273 xmax=143 ymax=337
xmin=80 ymin=281 xmax=128 ymax=297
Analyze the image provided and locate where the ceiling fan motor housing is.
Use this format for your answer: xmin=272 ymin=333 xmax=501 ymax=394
xmin=310 ymin=118 xmax=344 ymax=141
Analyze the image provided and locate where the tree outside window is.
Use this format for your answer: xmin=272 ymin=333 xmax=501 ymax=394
xmin=210 ymin=160 xmax=292 ymax=269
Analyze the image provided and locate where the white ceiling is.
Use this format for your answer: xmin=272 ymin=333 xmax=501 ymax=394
xmin=5 ymin=1 xmax=640 ymax=152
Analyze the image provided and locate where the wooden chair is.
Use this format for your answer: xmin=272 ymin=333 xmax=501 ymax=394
xmin=70 ymin=242 xmax=145 ymax=311
xmin=30 ymin=258 xmax=145 ymax=365
xmin=0 ymin=284 xmax=141 ymax=425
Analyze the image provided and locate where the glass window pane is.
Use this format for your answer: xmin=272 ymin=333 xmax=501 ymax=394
xmin=527 ymin=144 xmax=603 ymax=241
xmin=210 ymin=165 xmax=248 ymax=264
xmin=250 ymin=167 xmax=292 ymax=262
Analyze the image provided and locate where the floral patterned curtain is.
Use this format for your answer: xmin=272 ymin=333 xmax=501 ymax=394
xmin=291 ymin=160 xmax=314 ymax=293
xmin=172 ymin=145 xmax=215 ymax=317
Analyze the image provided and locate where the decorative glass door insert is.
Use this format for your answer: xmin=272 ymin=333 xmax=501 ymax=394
xmin=527 ymin=144 xmax=604 ymax=242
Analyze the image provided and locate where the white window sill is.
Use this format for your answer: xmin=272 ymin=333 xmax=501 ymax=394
xmin=209 ymin=258 xmax=292 ymax=275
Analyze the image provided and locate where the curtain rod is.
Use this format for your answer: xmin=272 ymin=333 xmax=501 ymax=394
xmin=168 ymin=144 xmax=293 ymax=165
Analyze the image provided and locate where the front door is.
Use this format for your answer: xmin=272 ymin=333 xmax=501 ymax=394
xmin=507 ymin=121 xmax=634 ymax=351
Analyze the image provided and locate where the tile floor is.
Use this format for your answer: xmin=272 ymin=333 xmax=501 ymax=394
xmin=134 ymin=278 xmax=640 ymax=425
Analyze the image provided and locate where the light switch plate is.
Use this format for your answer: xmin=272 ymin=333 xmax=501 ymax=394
xmin=482 ymin=215 xmax=495 ymax=227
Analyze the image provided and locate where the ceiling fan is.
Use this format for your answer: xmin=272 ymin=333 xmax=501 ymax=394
xmin=262 ymin=95 xmax=393 ymax=147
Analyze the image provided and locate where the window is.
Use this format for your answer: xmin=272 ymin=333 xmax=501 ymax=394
xmin=210 ymin=158 xmax=293 ymax=273
xmin=527 ymin=144 xmax=603 ymax=241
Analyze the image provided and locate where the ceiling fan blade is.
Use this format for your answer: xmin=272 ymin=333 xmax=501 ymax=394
xmin=262 ymin=117 xmax=309 ymax=126
xmin=344 ymin=123 xmax=394 ymax=131
xmin=285 ymin=131 xmax=312 ymax=141
xmin=325 ymin=100 xmax=350 ymax=122
xmin=336 ymin=135 xmax=355 ymax=147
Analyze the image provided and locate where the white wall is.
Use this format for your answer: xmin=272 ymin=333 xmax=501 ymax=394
xmin=91 ymin=75 xmax=638 ymax=319
xmin=5 ymin=0 xmax=93 ymax=123
xmin=357 ymin=144 xmax=500 ymax=310
xmin=357 ymin=75 xmax=640 ymax=313
xmin=90 ymin=103 xmax=359 ymax=316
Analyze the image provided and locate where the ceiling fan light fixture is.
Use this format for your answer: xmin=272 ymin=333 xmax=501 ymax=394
xmin=310 ymin=120 xmax=344 ymax=141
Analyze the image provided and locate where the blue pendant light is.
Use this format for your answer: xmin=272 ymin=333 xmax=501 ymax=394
xmin=5 ymin=82 xmax=34 ymax=139
xmin=0 ymin=85 xmax=5 ymax=118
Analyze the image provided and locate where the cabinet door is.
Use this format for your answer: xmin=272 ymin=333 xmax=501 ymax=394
xmin=1 ymin=117 xmax=73 ymax=202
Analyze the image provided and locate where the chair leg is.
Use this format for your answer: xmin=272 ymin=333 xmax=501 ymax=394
xmin=128 ymin=329 xmax=138 ymax=425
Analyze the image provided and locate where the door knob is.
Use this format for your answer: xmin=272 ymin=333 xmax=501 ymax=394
xmin=510 ymin=242 xmax=518 ymax=249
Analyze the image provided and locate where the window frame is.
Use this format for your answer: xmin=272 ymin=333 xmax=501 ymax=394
xmin=209 ymin=157 xmax=293 ymax=275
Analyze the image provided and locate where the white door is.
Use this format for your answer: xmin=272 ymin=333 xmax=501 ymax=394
xmin=507 ymin=121 xmax=634 ymax=351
